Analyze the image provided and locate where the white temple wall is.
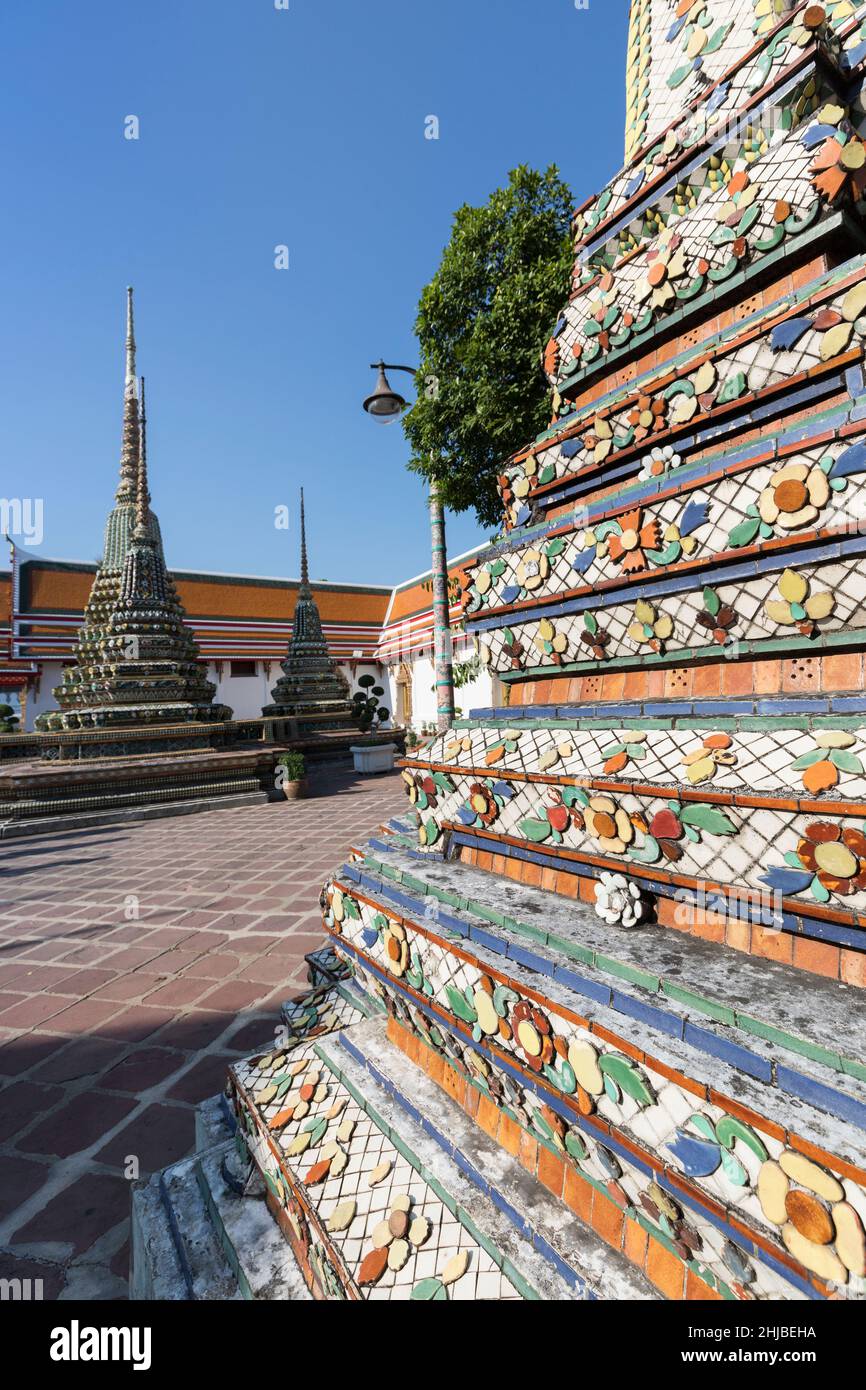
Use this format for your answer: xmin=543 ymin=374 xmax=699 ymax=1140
xmin=207 ymin=662 xmax=275 ymax=720
xmin=24 ymin=661 xmax=63 ymax=730
xmin=385 ymin=640 xmax=502 ymax=733
xmin=20 ymin=653 xmax=500 ymax=733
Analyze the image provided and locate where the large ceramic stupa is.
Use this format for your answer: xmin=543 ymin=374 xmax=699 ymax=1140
xmin=1 ymin=291 xmax=276 ymax=836
xmin=38 ymin=289 xmax=231 ymax=738
xmin=135 ymin=1 xmax=866 ymax=1304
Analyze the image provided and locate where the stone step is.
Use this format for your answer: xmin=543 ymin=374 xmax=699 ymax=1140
xmin=194 ymin=1145 xmax=312 ymax=1300
xmin=325 ymin=842 xmax=866 ymax=1299
xmin=228 ymin=1015 xmax=656 ymax=1300
xmin=329 ymin=1016 xmax=658 ymax=1300
xmin=279 ymin=977 xmax=379 ymax=1046
xmin=341 ymin=839 xmax=866 ymax=1117
xmin=131 ymin=1098 xmax=242 ymax=1301
xmin=130 ymin=1168 xmax=194 ymax=1301
xmin=131 ymin=1096 xmax=312 ymax=1301
xmin=0 ymin=790 xmax=270 ymax=841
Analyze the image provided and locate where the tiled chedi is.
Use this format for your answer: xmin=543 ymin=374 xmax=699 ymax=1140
xmin=0 ymin=290 xmax=279 ymax=835
xmin=38 ymin=290 xmax=231 ymax=738
xmin=378 ymin=0 xmax=866 ymax=1300
xmin=137 ymin=2 xmax=866 ymax=1302
xmin=262 ymin=489 xmax=357 ymax=730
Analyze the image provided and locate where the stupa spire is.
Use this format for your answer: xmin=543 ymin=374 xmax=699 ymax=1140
xmin=135 ymin=375 xmax=151 ymax=538
xmin=126 ymin=286 xmax=136 ymax=391
xmin=299 ymin=488 xmax=310 ymax=594
xmin=116 ymin=287 xmax=140 ymax=504
xmin=262 ymin=488 xmax=354 ymax=722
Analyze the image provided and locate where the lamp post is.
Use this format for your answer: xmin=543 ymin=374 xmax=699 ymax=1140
xmin=363 ymin=362 xmax=455 ymax=732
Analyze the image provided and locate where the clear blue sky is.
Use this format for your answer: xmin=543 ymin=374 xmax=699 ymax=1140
xmin=1 ymin=0 xmax=629 ymax=586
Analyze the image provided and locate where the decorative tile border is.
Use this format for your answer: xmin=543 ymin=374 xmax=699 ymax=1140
xmin=552 ymin=79 xmax=852 ymax=394
xmin=501 ymin=263 xmax=866 ymax=524
xmin=403 ymin=716 xmax=866 ymax=805
xmin=229 ymin=1041 xmax=526 ymax=1301
xmin=476 ymin=435 xmax=866 ymax=619
xmin=327 ymin=907 xmax=866 ymax=1300
xmin=615 ymin=3 xmax=864 ymax=216
xmin=470 ymin=536 xmax=866 ymax=690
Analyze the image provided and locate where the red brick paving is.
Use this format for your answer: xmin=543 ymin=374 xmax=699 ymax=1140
xmin=0 ymin=767 xmax=405 ymax=1298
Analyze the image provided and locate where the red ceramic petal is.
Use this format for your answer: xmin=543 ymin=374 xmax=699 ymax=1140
xmin=805 ymin=822 xmax=841 ymax=844
xmin=842 ymin=829 xmax=866 ymax=856
xmin=621 ymin=550 xmax=648 ymax=573
xmin=651 ymin=808 xmax=684 ymax=840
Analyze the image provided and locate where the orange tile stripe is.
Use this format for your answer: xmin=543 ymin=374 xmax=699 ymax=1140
xmin=437 ymin=823 xmax=866 ymax=933
xmin=325 ymin=883 xmax=866 ymax=1201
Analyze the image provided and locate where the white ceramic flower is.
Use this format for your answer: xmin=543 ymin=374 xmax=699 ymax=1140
xmin=593 ymin=871 xmax=650 ymax=929
xmin=638 ymin=444 xmax=683 ymax=482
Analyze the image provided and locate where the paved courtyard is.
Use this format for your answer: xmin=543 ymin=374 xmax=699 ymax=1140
xmin=0 ymin=768 xmax=406 ymax=1299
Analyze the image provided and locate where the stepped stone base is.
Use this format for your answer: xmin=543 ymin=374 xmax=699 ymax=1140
xmin=132 ymin=814 xmax=866 ymax=1302
xmin=0 ymin=744 xmax=278 ymax=839
xmin=265 ymin=722 xmax=405 ymax=767
xmin=316 ymin=824 xmax=866 ymax=1301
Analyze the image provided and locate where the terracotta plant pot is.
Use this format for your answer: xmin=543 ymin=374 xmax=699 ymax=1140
xmin=282 ymin=778 xmax=308 ymax=801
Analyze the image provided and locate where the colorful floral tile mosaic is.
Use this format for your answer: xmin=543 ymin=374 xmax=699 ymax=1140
xmin=322 ymin=877 xmax=866 ymax=1300
xmin=229 ymin=1043 xmax=524 ymax=1301
xmin=220 ymin=1 xmax=866 ymax=1303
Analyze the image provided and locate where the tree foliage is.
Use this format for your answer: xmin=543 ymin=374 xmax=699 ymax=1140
xmin=403 ymin=164 xmax=574 ymax=529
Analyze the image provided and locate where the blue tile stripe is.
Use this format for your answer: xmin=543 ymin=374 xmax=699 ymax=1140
xmin=544 ymin=377 xmax=848 ymax=516
xmin=331 ymin=872 xmax=866 ymax=1136
xmin=466 ymin=696 xmax=866 ymax=720
xmin=475 ymin=398 xmax=857 ymax=565
xmin=332 ymin=939 xmax=818 ymax=1301
xmin=525 ymin=255 xmax=863 ymax=456
xmin=469 ymin=533 xmax=866 ymax=635
xmin=446 ymin=829 xmax=866 ymax=954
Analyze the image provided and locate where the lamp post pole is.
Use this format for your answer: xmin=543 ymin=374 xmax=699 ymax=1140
xmin=428 ymin=477 xmax=455 ymax=732
xmin=363 ymin=362 xmax=455 ymax=732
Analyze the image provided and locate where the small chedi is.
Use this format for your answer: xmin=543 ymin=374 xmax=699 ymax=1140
xmin=40 ymin=291 xmax=230 ymax=738
xmin=135 ymin=2 xmax=866 ymax=1302
xmin=262 ymin=490 xmax=356 ymax=729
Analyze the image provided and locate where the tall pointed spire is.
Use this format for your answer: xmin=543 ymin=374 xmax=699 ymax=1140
xmin=135 ymin=375 xmax=151 ymax=538
xmin=116 ymin=287 xmax=140 ymax=504
xmin=299 ymin=488 xmax=310 ymax=594
xmin=126 ymin=286 xmax=136 ymax=392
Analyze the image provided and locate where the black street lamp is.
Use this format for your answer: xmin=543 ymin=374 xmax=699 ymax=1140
xmin=362 ymin=362 xmax=413 ymax=422
xmin=362 ymin=361 xmax=455 ymax=731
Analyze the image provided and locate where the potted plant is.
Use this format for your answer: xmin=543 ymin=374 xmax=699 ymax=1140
xmin=0 ymin=703 xmax=20 ymax=734
xmin=275 ymin=750 xmax=308 ymax=800
xmin=351 ymin=675 xmax=390 ymax=731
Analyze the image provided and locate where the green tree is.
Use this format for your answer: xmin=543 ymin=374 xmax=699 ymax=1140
xmin=403 ymin=164 xmax=573 ymax=529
